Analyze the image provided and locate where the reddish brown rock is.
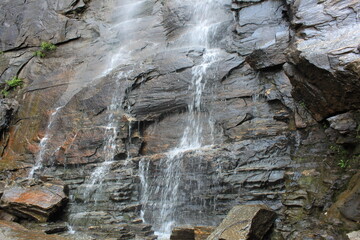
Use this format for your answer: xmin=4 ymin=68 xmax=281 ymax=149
xmin=194 ymin=226 xmax=214 ymax=240
xmin=0 ymin=220 xmax=68 ymax=240
xmin=0 ymin=182 xmax=68 ymax=222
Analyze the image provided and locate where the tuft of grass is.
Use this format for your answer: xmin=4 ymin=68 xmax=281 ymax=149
xmin=6 ymin=76 xmax=23 ymax=88
xmin=337 ymin=159 xmax=348 ymax=169
xmin=33 ymin=42 xmax=57 ymax=58
xmin=33 ymin=50 xmax=45 ymax=58
xmin=40 ymin=42 xmax=56 ymax=51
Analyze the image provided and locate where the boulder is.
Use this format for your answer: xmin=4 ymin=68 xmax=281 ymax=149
xmin=347 ymin=230 xmax=360 ymax=240
xmin=0 ymin=181 xmax=68 ymax=222
xmin=327 ymin=112 xmax=357 ymax=134
xmin=0 ymin=220 xmax=68 ymax=240
xmin=207 ymin=205 xmax=276 ymax=240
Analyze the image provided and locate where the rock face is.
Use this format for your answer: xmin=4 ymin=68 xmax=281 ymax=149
xmin=207 ymin=205 xmax=276 ymax=240
xmin=0 ymin=181 xmax=68 ymax=222
xmin=0 ymin=220 xmax=68 ymax=240
xmin=328 ymin=171 xmax=360 ymax=223
xmin=0 ymin=0 xmax=359 ymax=239
xmin=0 ymin=99 xmax=18 ymax=134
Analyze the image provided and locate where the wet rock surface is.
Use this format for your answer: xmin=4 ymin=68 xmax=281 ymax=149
xmin=0 ymin=0 xmax=359 ymax=239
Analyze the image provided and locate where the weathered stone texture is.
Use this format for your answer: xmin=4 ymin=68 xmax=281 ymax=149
xmin=0 ymin=181 xmax=68 ymax=222
xmin=0 ymin=0 xmax=359 ymax=239
xmin=207 ymin=205 xmax=276 ymax=240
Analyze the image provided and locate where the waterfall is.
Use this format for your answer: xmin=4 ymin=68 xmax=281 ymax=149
xmin=140 ymin=0 xmax=228 ymax=238
xmin=28 ymin=105 xmax=63 ymax=179
xmin=82 ymin=74 xmax=123 ymax=201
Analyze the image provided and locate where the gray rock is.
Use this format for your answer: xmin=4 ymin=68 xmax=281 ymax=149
xmin=207 ymin=205 xmax=276 ymax=240
xmin=327 ymin=112 xmax=357 ymax=134
xmin=347 ymin=231 xmax=360 ymax=240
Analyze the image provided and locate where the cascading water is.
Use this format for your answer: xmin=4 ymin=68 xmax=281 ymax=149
xmin=82 ymin=74 xmax=123 ymax=201
xmin=140 ymin=0 xmax=229 ymax=238
xmin=28 ymin=105 xmax=63 ymax=179
xmin=68 ymin=0 xmax=156 ymax=229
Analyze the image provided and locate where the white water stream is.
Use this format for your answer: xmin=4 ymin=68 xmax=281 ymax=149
xmin=28 ymin=106 xmax=63 ymax=179
xmin=140 ymin=0 xmax=229 ymax=238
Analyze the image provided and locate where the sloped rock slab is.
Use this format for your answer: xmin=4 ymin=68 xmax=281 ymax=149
xmin=0 ymin=220 xmax=68 ymax=240
xmin=0 ymin=181 xmax=68 ymax=222
xmin=207 ymin=205 xmax=276 ymax=240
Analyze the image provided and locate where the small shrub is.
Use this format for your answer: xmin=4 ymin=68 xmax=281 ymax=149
xmin=0 ymin=51 xmax=3 ymax=55
xmin=40 ymin=42 xmax=56 ymax=51
xmin=33 ymin=50 xmax=45 ymax=58
xmin=6 ymin=76 xmax=23 ymax=88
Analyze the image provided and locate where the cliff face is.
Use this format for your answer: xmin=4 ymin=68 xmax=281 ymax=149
xmin=0 ymin=0 xmax=359 ymax=239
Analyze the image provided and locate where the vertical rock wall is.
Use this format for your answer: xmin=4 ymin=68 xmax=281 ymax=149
xmin=0 ymin=0 xmax=359 ymax=239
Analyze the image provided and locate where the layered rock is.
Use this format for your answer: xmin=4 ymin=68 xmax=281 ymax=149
xmin=0 ymin=220 xmax=68 ymax=240
xmin=0 ymin=0 xmax=359 ymax=239
xmin=0 ymin=180 xmax=68 ymax=222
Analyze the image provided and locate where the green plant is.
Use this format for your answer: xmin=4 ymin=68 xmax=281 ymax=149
xmin=322 ymin=121 xmax=330 ymax=129
xmin=6 ymin=76 xmax=23 ymax=88
xmin=33 ymin=42 xmax=56 ymax=58
xmin=338 ymin=159 xmax=348 ymax=169
xmin=40 ymin=42 xmax=56 ymax=51
xmin=1 ymin=89 xmax=9 ymax=97
xmin=329 ymin=144 xmax=349 ymax=169
xmin=0 ymin=51 xmax=3 ymax=55
xmin=33 ymin=50 xmax=45 ymax=58
xmin=299 ymin=101 xmax=307 ymax=108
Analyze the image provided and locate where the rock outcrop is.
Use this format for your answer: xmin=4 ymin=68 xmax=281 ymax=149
xmin=207 ymin=205 xmax=276 ymax=240
xmin=327 ymin=171 xmax=360 ymax=225
xmin=0 ymin=220 xmax=68 ymax=240
xmin=0 ymin=180 xmax=68 ymax=222
xmin=0 ymin=0 xmax=359 ymax=239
